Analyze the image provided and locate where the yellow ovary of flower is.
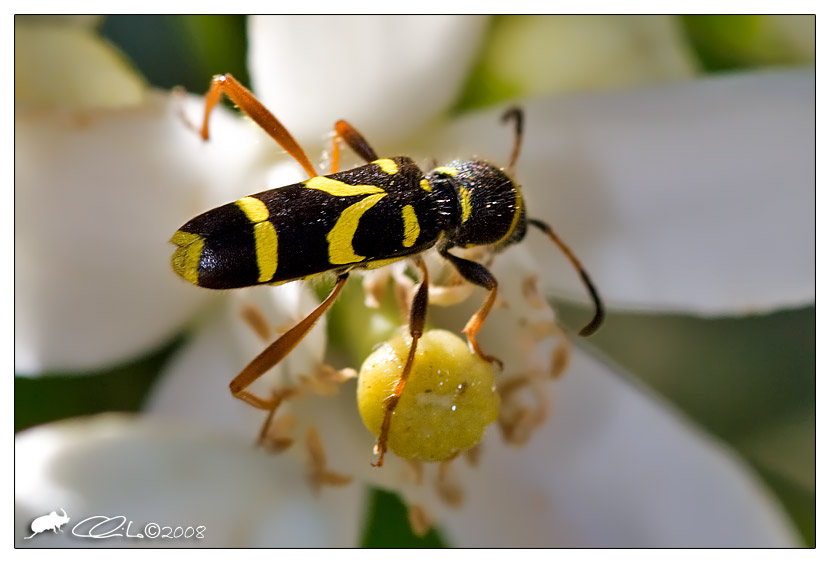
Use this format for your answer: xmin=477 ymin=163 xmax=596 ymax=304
xmin=357 ymin=328 xmax=499 ymax=462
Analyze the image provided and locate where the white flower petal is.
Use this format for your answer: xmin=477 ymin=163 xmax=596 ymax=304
xmin=421 ymin=252 xmax=794 ymax=546
xmin=15 ymin=414 xmax=362 ymax=547
xmin=145 ymin=278 xmax=426 ymax=493
xmin=144 ymin=251 xmax=797 ymax=547
xmin=427 ymin=69 xmax=815 ymax=314
xmin=144 ymin=298 xmax=265 ymax=440
xmin=760 ymin=16 xmax=815 ymax=62
xmin=437 ymin=347 xmax=798 ymax=547
xmin=15 ymin=92 xmax=267 ymax=373
xmin=248 ymin=15 xmax=488 ymax=148
xmin=146 ymin=283 xmax=328 ymax=441
xmin=15 ymin=23 xmax=146 ymax=109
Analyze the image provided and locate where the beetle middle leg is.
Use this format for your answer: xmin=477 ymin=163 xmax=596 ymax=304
xmin=335 ymin=120 xmax=379 ymax=164
xmin=373 ymin=256 xmax=430 ymax=467
xmin=331 ymin=119 xmax=378 ymax=174
xmin=330 ymin=119 xmax=379 ymax=174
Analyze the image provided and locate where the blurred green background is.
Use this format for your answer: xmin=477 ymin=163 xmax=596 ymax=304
xmin=15 ymin=15 xmax=815 ymax=547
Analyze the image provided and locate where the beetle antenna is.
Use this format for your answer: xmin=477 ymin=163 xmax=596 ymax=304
xmin=501 ymin=107 xmax=524 ymax=176
xmin=527 ymin=218 xmax=604 ymax=336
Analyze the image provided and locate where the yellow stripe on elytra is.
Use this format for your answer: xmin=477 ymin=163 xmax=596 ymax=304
xmin=236 ymin=196 xmax=270 ymax=222
xmin=234 ymin=196 xmax=278 ymax=281
xmin=253 ymin=221 xmax=278 ymax=282
xmin=305 ymin=176 xmax=386 ymax=197
xmin=401 ymin=205 xmax=420 ymax=247
xmin=170 ymin=230 xmax=204 ymax=285
xmin=364 ymin=256 xmax=404 ymax=270
xmin=419 ymin=179 xmax=431 ymax=192
xmin=327 ymin=193 xmax=387 ymax=264
xmin=458 ymin=184 xmax=472 ymax=224
xmin=373 ymin=158 xmax=399 ymax=175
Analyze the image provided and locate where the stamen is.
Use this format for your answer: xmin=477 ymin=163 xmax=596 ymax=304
xmin=240 ymin=302 xmax=272 ymax=342
xmin=521 ymin=275 xmax=548 ymax=310
xmin=171 ymin=86 xmax=200 ymax=135
xmin=405 ymin=459 xmax=424 ymax=486
xmin=256 ymin=386 xmax=300 ymax=448
xmin=497 ymin=370 xmax=550 ymax=446
xmin=499 ymin=406 xmax=540 ymax=446
xmin=498 ymin=372 xmax=536 ymax=401
xmin=306 ymin=426 xmax=353 ymax=491
xmin=551 ymin=342 xmax=570 ymax=379
xmin=408 ymin=504 xmax=431 ymax=537
xmin=306 ymin=426 xmax=326 ymax=473
xmin=464 ymin=443 xmax=482 ymax=467
xmin=362 ymin=268 xmax=391 ymax=309
xmin=316 ymin=470 xmax=353 ymax=487
xmin=427 ymin=282 xmax=475 ymax=306
xmin=525 ymin=320 xmax=572 ymax=379
xmin=300 ymin=364 xmax=357 ymax=396
xmin=260 ymin=413 xmax=296 ymax=453
xmin=436 ymin=459 xmax=464 ymax=507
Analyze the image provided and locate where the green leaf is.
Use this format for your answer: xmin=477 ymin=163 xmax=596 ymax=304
xmin=681 ymin=15 xmax=815 ymax=71
xmin=15 ymin=337 xmax=182 ymax=433
xmin=360 ymin=487 xmax=447 ymax=547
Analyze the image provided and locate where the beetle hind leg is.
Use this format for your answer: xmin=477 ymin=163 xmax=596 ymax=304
xmin=200 ymin=73 xmax=318 ymax=178
xmin=229 ymin=274 xmax=349 ymax=445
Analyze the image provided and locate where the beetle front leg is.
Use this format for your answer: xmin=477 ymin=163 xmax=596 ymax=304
xmin=438 ymin=246 xmax=502 ymax=368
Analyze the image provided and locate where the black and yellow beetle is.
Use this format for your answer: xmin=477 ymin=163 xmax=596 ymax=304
xmin=170 ymin=74 xmax=603 ymax=466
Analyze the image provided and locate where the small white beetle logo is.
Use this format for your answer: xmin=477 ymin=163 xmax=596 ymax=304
xmin=24 ymin=509 xmax=70 ymax=539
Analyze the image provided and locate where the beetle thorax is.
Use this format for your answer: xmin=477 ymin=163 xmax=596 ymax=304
xmin=426 ymin=160 xmax=526 ymax=250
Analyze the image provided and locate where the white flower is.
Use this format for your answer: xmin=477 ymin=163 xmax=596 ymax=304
xmin=14 ymin=23 xmax=272 ymax=373
xmin=15 ymin=414 xmax=363 ymax=547
xmin=15 ymin=16 xmax=812 ymax=547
